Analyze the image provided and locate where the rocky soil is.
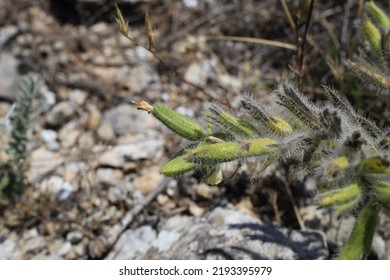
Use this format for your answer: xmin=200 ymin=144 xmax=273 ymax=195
xmin=0 ymin=0 xmax=389 ymax=259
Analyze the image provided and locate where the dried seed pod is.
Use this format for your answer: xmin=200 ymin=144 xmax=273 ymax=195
xmin=114 ymin=3 xmax=130 ymax=37
xmin=137 ymin=101 xmax=206 ymax=141
xmin=144 ymin=11 xmax=155 ymax=51
xmin=161 ymin=155 xmax=197 ymax=176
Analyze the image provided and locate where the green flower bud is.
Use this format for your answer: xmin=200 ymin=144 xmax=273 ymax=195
xmin=332 ymin=156 xmax=349 ymax=168
xmin=322 ymin=156 xmax=350 ymax=178
xmin=241 ymin=98 xmax=293 ymax=136
xmin=362 ymin=157 xmax=390 ymax=174
xmin=208 ymin=104 xmax=259 ymax=137
xmin=138 ymin=101 xmax=206 ymax=141
xmin=161 ymin=155 xmax=197 ymax=176
xmin=266 ymin=116 xmax=293 ymax=136
xmin=187 ymin=137 xmax=277 ymax=164
xmin=316 ymin=182 xmax=362 ymax=215
xmin=239 ymin=138 xmax=277 ymax=157
xmin=188 ymin=142 xmax=241 ymax=164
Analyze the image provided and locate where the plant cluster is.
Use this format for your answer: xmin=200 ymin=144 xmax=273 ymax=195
xmin=136 ymin=2 xmax=390 ymax=259
xmin=0 ymin=75 xmax=41 ymax=201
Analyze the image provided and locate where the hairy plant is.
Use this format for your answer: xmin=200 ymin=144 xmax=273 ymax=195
xmin=0 ymin=75 xmax=41 ymax=200
xmin=135 ymin=2 xmax=390 ymax=260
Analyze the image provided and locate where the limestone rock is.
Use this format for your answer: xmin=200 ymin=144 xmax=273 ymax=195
xmin=102 ymin=104 xmax=158 ymax=136
xmin=105 ymin=226 xmax=156 ymax=260
xmin=97 ymin=122 xmax=115 ymax=143
xmin=96 ymin=168 xmax=124 ymax=187
xmin=58 ymin=121 xmax=81 ymax=149
xmin=98 ymin=137 xmax=164 ymax=168
xmin=142 ymin=207 xmax=328 ymax=260
xmin=0 ymin=238 xmax=17 ymax=260
xmin=26 ymin=147 xmax=64 ymax=183
xmin=46 ymin=101 xmax=76 ymax=127
xmin=0 ymin=52 xmax=18 ymax=99
xmin=132 ymin=168 xmax=164 ymax=194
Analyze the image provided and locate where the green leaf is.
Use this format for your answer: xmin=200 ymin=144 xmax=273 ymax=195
xmin=337 ymin=202 xmax=378 ymax=259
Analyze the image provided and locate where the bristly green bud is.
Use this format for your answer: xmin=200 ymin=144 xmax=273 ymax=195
xmin=188 ymin=142 xmax=241 ymax=164
xmin=333 ymin=198 xmax=362 ymax=216
xmin=239 ymin=138 xmax=277 ymax=157
xmin=361 ymin=157 xmax=390 ymax=174
xmin=317 ymin=187 xmax=352 ymax=207
xmin=322 ymin=156 xmax=350 ymax=178
xmin=362 ymin=18 xmax=382 ymax=57
xmin=137 ymin=101 xmax=206 ymax=141
xmin=316 ymin=182 xmax=362 ymax=215
xmin=208 ymin=104 xmax=259 ymax=137
xmin=241 ymin=98 xmax=293 ymax=136
xmin=266 ymin=116 xmax=293 ymax=136
xmin=161 ymin=155 xmax=197 ymax=176
xmin=331 ymin=156 xmax=349 ymax=168
xmin=337 ymin=202 xmax=378 ymax=260
xmin=366 ymin=1 xmax=390 ymax=31
xmin=187 ymin=138 xmax=277 ymax=164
